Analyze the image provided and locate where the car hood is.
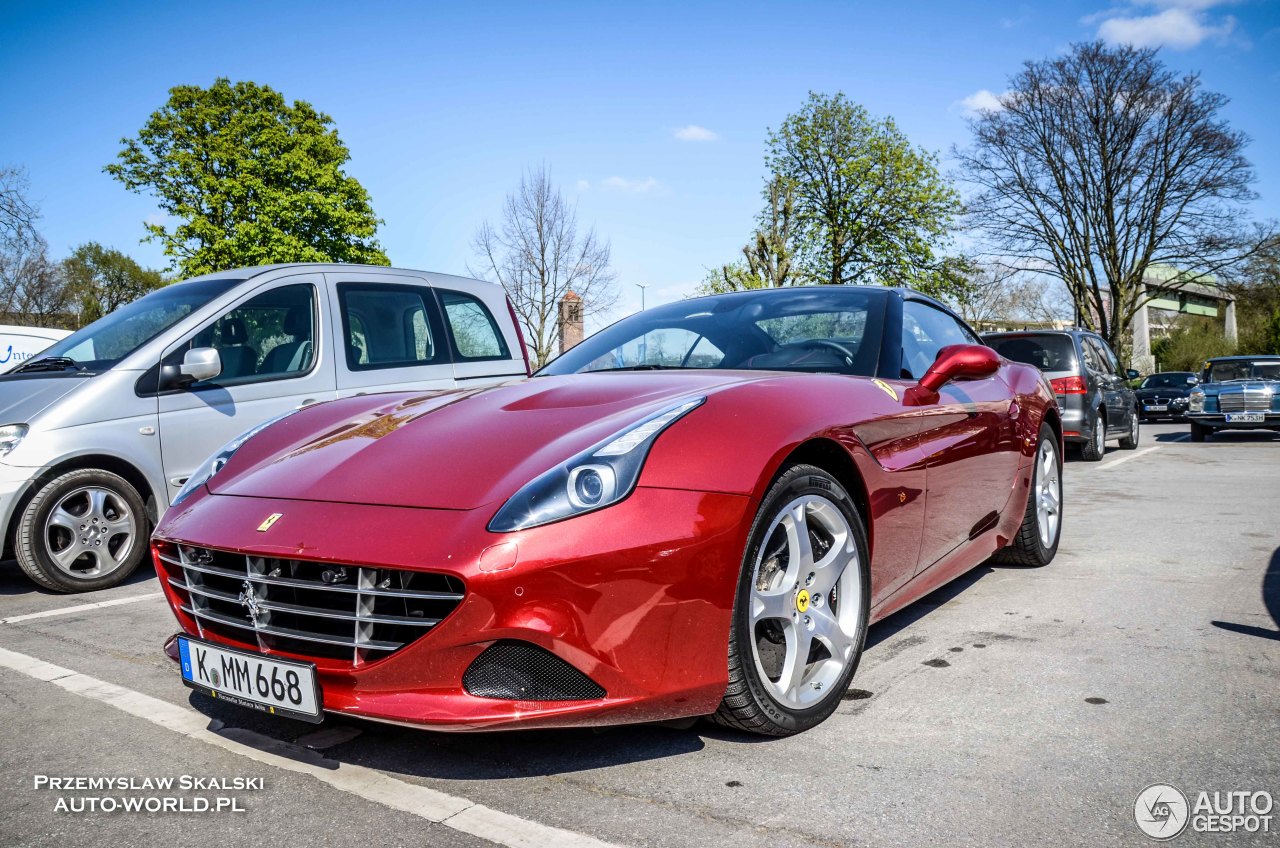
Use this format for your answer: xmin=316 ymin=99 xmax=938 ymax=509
xmin=0 ymin=374 xmax=89 ymax=423
xmin=211 ymin=372 xmax=769 ymax=510
xmin=1135 ymin=386 xmax=1191 ymax=399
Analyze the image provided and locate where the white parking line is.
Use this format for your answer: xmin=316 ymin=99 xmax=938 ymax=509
xmin=0 ymin=592 xmax=164 ymax=624
xmin=0 ymin=645 xmax=623 ymax=848
xmin=1098 ymin=445 xmax=1161 ymax=469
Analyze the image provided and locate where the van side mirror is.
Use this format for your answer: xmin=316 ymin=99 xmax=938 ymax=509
xmin=1126 ymin=369 xmax=1140 ymax=380
xmin=179 ymin=347 xmax=222 ymax=384
xmin=918 ymin=344 xmax=1000 ymax=394
xmin=1187 ymin=376 xmax=1199 ymax=385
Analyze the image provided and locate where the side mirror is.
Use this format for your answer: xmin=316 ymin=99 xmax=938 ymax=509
xmin=1187 ymin=376 xmax=1199 ymax=385
xmin=918 ymin=344 xmax=1000 ymax=394
xmin=1126 ymin=369 xmax=1140 ymax=380
xmin=179 ymin=347 xmax=222 ymax=384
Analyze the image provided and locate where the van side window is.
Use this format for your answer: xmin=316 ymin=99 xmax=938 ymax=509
xmin=174 ymin=283 xmax=317 ymax=387
xmin=337 ymin=283 xmax=445 ymax=371
xmin=439 ymin=290 xmax=510 ymax=361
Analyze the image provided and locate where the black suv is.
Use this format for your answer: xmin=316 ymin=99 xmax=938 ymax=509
xmin=983 ymin=329 xmax=1140 ymax=461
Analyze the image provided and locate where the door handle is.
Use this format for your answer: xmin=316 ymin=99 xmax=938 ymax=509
xmin=295 ymin=398 xmax=318 ymax=409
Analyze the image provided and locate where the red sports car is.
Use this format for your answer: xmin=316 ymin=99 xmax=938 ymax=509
xmin=153 ymin=286 xmax=1062 ymax=736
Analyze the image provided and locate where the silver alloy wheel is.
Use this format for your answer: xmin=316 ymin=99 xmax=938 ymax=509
xmin=1094 ymin=418 xmax=1106 ymax=455
xmin=1035 ymin=438 xmax=1062 ymax=549
xmin=43 ymin=486 xmax=138 ymax=578
xmin=1130 ymin=413 xmax=1139 ymax=442
xmin=749 ymin=494 xmax=863 ymax=710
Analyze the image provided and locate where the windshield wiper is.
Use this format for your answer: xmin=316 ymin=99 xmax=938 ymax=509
xmin=587 ymin=364 xmax=698 ymax=372
xmin=12 ymin=356 xmax=84 ymax=374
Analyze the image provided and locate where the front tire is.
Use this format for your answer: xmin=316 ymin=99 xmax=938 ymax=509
xmin=713 ymin=464 xmax=870 ymax=737
xmin=15 ymin=469 xmax=149 ymax=593
xmin=1118 ymin=410 xmax=1139 ymax=450
xmin=993 ymin=422 xmax=1062 ymax=567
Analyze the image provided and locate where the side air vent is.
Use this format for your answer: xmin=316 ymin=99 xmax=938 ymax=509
xmin=463 ymin=641 xmax=606 ymax=701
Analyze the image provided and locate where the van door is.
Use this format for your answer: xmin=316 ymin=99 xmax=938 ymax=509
xmin=326 ymin=271 xmax=456 ymax=398
xmin=436 ymin=287 xmax=527 ymax=388
xmin=154 ymin=274 xmax=336 ymax=506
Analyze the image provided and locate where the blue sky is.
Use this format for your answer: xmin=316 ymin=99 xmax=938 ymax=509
xmin=2 ymin=0 xmax=1278 ymax=326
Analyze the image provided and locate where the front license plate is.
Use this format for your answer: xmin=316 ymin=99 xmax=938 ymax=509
xmin=178 ymin=636 xmax=322 ymax=722
xmin=1145 ymin=404 xmax=1167 ymax=412
xmin=1226 ymin=411 xmax=1265 ymax=423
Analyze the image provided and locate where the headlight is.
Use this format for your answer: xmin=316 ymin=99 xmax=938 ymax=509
xmin=171 ymin=410 xmax=297 ymax=507
xmin=1189 ymin=390 xmax=1205 ymax=413
xmin=489 ymin=397 xmax=705 ymax=532
xmin=0 ymin=424 xmax=27 ymax=458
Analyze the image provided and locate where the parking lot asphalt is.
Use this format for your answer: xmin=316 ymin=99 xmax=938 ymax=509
xmin=1 ymin=421 xmax=1277 ymax=848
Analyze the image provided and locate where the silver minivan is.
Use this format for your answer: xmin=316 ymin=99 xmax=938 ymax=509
xmin=0 ymin=264 xmax=529 ymax=592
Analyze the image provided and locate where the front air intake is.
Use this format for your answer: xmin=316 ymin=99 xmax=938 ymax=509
xmin=463 ymin=640 xmax=606 ymax=701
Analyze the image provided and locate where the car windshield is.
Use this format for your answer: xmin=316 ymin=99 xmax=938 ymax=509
xmin=1205 ymin=360 xmax=1280 ymax=382
xmin=23 ymin=278 xmax=241 ymax=373
xmin=985 ymin=334 xmax=1077 ymax=372
xmin=1141 ymin=373 xmax=1195 ymax=389
xmin=538 ymin=287 xmax=887 ymax=377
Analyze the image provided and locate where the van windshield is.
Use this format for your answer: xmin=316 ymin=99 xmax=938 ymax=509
xmin=18 ymin=278 xmax=241 ymax=373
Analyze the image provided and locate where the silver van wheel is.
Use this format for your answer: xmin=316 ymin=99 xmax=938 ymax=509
xmin=15 ymin=468 xmax=150 ymax=593
xmin=44 ymin=486 xmax=139 ymax=578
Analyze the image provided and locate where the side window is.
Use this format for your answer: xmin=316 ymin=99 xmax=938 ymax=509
xmin=1081 ymin=338 xmax=1107 ymax=374
xmin=337 ymin=283 xmax=445 ymax=371
xmin=900 ymin=301 xmax=978 ymax=379
xmin=439 ymin=290 xmax=511 ymax=361
xmin=169 ymin=283 xmax=317 ymax=387
xmin=1094 ymin=338 xmax=1121 ymax=375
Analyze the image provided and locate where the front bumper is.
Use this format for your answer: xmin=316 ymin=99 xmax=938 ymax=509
xmin=1186 ymin=412 xmax=1280 ymax=430
xmin=155 ymin=486 xmax=754 ymax=731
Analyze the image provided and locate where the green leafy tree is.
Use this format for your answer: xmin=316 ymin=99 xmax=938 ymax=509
xmin=1229 ymin=236 xmax=1280 ymax=354
xmin=62 ymin=243 xmax=165 ymax=326
xmin=696 ymin=177 xmax=802 ymax=296
xmin=765 ymin=92 xmax=961 ymax=291
xmin=1151 ymin=316 xmax=1235 ymax=372
xmin=106 ymin=78 xmax=388 ymax=277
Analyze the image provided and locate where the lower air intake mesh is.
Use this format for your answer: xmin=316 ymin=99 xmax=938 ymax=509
xmin=463 ymin=640 xmax=606 ymax=701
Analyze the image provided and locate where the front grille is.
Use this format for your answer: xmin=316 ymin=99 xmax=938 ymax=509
xmin=463 ymin=640 xmax=606 ymax=701
xmin=1219 ymin=391 xmax=1272 ymax=412
xmin=160 ymin=545 xmax=464 ymax=665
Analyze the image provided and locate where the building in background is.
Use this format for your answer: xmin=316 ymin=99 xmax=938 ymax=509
xmin=1128 ymin=266 xmax=1236 ymax=373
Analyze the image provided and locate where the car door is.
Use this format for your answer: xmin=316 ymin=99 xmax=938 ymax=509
xmin=1084 ymin=335 xmax=1127 ymax=435
xmin=325 ymin=271 xmax=457 ymax=398
xmin=901 ymin=300 xmax=1020 ymax=572
xmin=436 ymin=287 xmax=527 ymax=388
xmin=155 ymin=274 xmax=336 ymax=506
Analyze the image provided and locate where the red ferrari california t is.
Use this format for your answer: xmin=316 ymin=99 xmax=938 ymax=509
xmin=153 ymin=286 xmax=1062 ymax=736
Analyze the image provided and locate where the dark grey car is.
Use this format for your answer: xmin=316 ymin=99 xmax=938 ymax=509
xmin=983 ymin=330 xmax=1140 ymax=461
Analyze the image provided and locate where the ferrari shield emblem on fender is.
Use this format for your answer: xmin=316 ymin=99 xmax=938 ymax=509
xmin=872 ymin=379 xmax=899 ymax=401
xmin=257 ymin=513 xmax=283 ymax=532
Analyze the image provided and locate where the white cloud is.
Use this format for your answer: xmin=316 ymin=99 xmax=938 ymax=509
xmin=1094 ymin=3 xmax=1237 ymax=49
xmin=600 ymin=176 xmax=661 ymax=193
xmin=674 ymin=124 xmax=719 ymax=142
xmin=957 ymin=89 xmax=1006 ymax=117
xmin=574 ymin=179 xmax=591 ymax=192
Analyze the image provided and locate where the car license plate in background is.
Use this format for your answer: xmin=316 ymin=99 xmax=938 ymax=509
xmin=1145 ymin=404 xmax=1167 ymax=412
xmin=1226 ymin=412 xmax=1265 ymax=423
xmin=178 ymin=636 xmax=322 ymax=722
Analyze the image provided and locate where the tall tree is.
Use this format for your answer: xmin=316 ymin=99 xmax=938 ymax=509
xmin=0 ymin=166 xmax=40 ymax=252
xmin=698 ymin=176 xmax=801 ymax=296
xmin=62 ymin=243 xmax=165 ymax=326
xmin=765 ymin=92 xmax=961 ymax=291
xmin=0 ymin=235 xmax=72 ymax=328
xmin=106 ymin=78 xmax=389 ymax=277
xmin=957 ymin=42 xmax=1269 ymax=360
xmin=471 ymin=167 xmax=617 ymax=368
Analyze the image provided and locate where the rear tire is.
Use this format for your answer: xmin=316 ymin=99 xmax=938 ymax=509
xmin=994 ymin=422 xmax=1062 ymax=567
xmin=1190 ymin=422 xmax=1210 ymax=443
xmin=1118 ymin=411 xmax=1139 ymax=450
xmin=1080 ymin=411 xmax=1106 ymax=461
xmin=15 ymin=469 xmax=149 ymax=593
xmin=712 ymin=464 xmax=870 ymax=737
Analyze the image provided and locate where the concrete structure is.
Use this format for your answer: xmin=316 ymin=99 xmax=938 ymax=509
xmin=1128 ymin=266 xmax=1236 ymax=373
xmin=558 ymin=290 xmax=583 ymax=354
